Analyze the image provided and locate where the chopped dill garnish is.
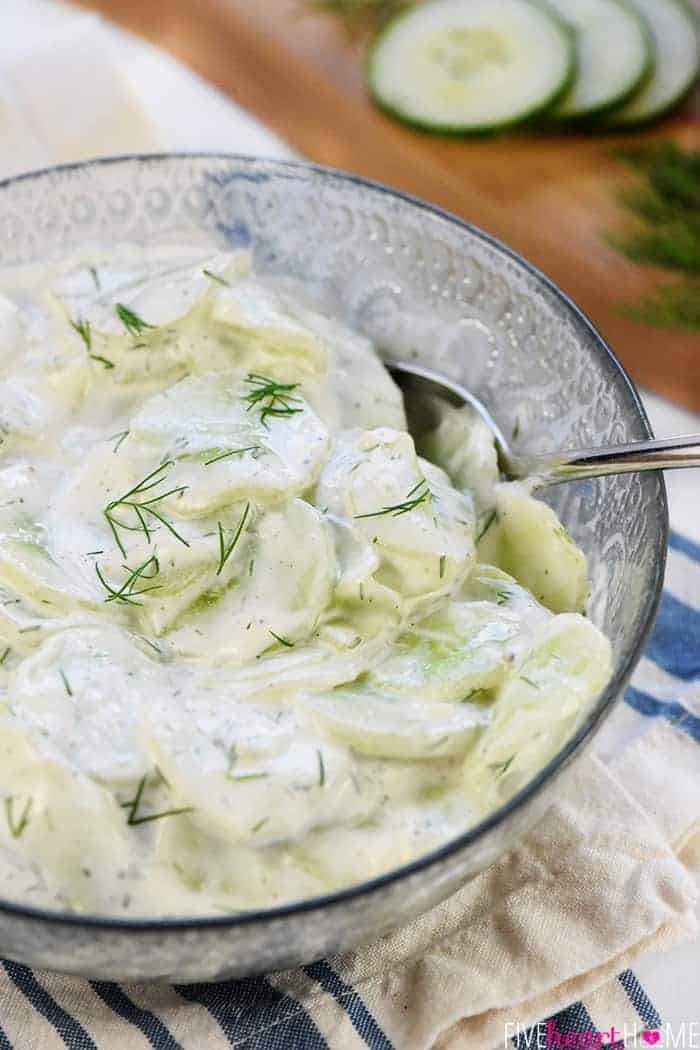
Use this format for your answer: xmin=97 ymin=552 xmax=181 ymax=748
xmin=354 ymin=478 xmax=431 ymax=519
xmin=204 ymin=446 xmax=260 ymax=466
xmin=243 ymin=373 xmax=302 ymax=427
xmin=203 ymin=268 xmax=229 ymax=286
xmin=520 ymin=675 xmax=539 ymax=689
xmin=90 ymin=353 xmax=115 ymax=370
xmin=111 ymin=430 xmax=130 ymax=454
xmin=512 ymin=417 xmax=520 ymax=441
xmin=317 ymin=749 xmax=325 ymax=787
xmin=5 ymin=795 xmax=32 ymax=838
xmin=58 ymin=667 xmax=73 ymax=697
xmin=18 ymin=626 xmax=40 ymax=634
xmin=96 ymin=555 xmax=162 ymax=607
xmin=495 ymin=590 xmax=510 ymax=605
xmin=269 ymin=630 xmax=294 ymax=648
xmin=476 ymin=509 xmax=497 ymax=543
xmin=70 ymin=317 xmax=92 ymax=350
xmin=138 ymin=636 xmax=164 ymax=658
xmin=86 ymin=550 xmax=104 ymax=556
xmin=104 ymin=460 xmax=190 ymax=558
xmin=251 ymin=816 xmax=269 ymax=833
xmin=225 ymin=745 xmax=238 ymax=779
xmin=115 ymin=302 xmax=156 ymax=339
xmin=120 ymin=773 xmax=193 ymax=826
xmin=216 ymin=502 xmax=250 ymax=576
xmin=0 ymin=647 xmax=10 ymax=665
xmin=154 ymin=765 xmax=171 ymax=789
xmin=439 ymin=554 xmax=446 ymax=578
xmin=463 ymin=688 xmax=489 ymax=703
xmin=229 ymin=771 xmax=269 ymax=782
xmin=89 ymin=266 xmax=101 ymax=290
xmin=490 ymin=754 xmax=516 ymax=777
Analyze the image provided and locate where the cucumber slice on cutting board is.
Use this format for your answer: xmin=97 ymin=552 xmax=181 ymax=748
xmin=546 ymin=0 xmax=654 ymax=120
xmin=367 ymin=0 xmax=575 ymax=133
xmin=605 ymin=0 xmax=699 ymax=125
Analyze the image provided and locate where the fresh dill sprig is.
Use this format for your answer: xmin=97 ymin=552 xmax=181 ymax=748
xmin=251 ymin=817 xmax=269 ymax=833
xmin=203 ymin=268 xmax=229 ymax=286
xmin=439 ymin=554 xmax=446 ymax=579
xmin=204 ymin=446 xmax=260 ymax=466
xmin=354 ymin=478 xmax=431 ymax=519
xmin=317 ymin=749 xmax=325 ymax=787
xmin=229 ymin=771 xmax=269 ymax=783
xmin=115 ymin=302 xmax=156 ymax=339
xmin=90 ymin=353 xmax=115 ymax=370
xmin=269 ymin=630 xmax=294 ymax=648
xmin=607 ymin=144 xmax=700 ymax=330
xmin=70 ymin=317 xmax=92 ymax=350
xmin=120 ymin=773 xmax=193 ymax=827
xmin=89 ymin=266 xmax=101 ymax=290
xmin=490 ymin=754 xmax=516 ymax=777
xmin=111 ymin=430 xmax=130 ymax=454
xmin=476 ymin=509 xmax=498 ymax=543
xmin=70 ymin=317 xmax=114 ymax=368
xmin=96 ymin=555 xmax=162 ymax=607
xmin=519 ymin=675 xmax=539 ymax=689
xmin=301 ymin=0 xmax=411 ymax=32
xmin=4 ymin=795 xmax=32 ymax=838
xmin=0 ymin=646 xmax=10 ymax=666
xmin=58 ymin=667 xmax=73 ymax=696
xmin=495 ymin=590 xmax=510 ymax=605
xmin=103 ymin=461 xmax=190 ymax=558
xmin=242 ymin=373 xmax=302 ymax=427
xmin=216 ymin=502 xmax=251 ymax=576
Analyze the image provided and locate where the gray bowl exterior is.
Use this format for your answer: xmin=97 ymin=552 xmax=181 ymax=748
xmin=0 ymin=155 xmax=667 ymax=981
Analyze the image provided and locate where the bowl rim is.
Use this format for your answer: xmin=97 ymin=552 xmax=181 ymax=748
xmin=0 ymin=152 xmax=669 ymax=932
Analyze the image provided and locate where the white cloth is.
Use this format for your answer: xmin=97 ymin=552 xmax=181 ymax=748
xmin=0 ymin=2 xmax=697 ymax=1044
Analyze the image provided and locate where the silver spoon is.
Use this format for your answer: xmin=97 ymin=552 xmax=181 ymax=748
xmin=388 ymin=361 xmax=700 ymax=486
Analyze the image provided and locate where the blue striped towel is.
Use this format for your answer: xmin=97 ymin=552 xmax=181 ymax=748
xmin=0 ymin=530 xmax=697 ymax=1050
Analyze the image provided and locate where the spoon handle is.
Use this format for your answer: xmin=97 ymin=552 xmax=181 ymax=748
xmin=524 ymin=433 xmax=700 ymax=484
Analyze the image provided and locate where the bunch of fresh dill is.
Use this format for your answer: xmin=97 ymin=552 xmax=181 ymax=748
xmin=300 ymin=0 xmax=413 ymax=31
xmin=608 ymin=143 xmax=700 ymax=332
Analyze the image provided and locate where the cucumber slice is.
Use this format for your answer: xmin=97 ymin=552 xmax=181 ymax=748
xmin=546 ymin=0 xmax=653 ymax=119
xmin=367 ymin=0 xmax=575 ymax=133
xmin=605 ymin=0 xmax=699 ymax=125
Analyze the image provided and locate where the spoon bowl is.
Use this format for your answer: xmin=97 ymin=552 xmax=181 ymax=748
xmin=389 ymin=361 xmax=700 ymax=486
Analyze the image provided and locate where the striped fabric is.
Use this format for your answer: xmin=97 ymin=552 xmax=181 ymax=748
xmin=0 ymin=528 xmax=695 ymax=1049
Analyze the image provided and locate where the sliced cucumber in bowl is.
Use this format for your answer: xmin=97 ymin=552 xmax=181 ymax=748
xmin=604 ymin=0 xmax=699 ymax=125
xmin=545 ymin=0 xmax=654 ymax=120
xmin=367 ymin=0 xmax=575 ymax=133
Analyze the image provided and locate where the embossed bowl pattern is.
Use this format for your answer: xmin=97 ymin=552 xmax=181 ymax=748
xmin=0 ymin=155 xmax=667 ymax=981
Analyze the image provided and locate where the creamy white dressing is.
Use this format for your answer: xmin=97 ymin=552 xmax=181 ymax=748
xmin=0 ymin=247 xmax=612 ymax=916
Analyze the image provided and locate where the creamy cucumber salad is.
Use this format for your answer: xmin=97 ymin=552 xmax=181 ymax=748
xmin=0 ymin=247 xmax=611 ymax=917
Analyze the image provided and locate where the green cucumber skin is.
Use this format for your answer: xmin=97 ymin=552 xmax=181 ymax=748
xmin=545 ymin=0 xmax=656 ymax=124
xmin=602 ymin=0 xmax=699 ymax=127
xmin=366 ymin=0 xmax=577 ymax=136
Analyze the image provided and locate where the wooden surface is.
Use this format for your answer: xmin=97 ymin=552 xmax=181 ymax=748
xmin=80 ymin=0 xmax=700 ymax=409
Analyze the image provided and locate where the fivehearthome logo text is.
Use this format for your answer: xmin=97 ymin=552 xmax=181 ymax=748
xmin=503 ymin=1020 xmax=700 ymax=1048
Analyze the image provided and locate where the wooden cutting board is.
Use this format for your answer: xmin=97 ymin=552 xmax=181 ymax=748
xmin=80 ymin=0 xmax=700 ymax=409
